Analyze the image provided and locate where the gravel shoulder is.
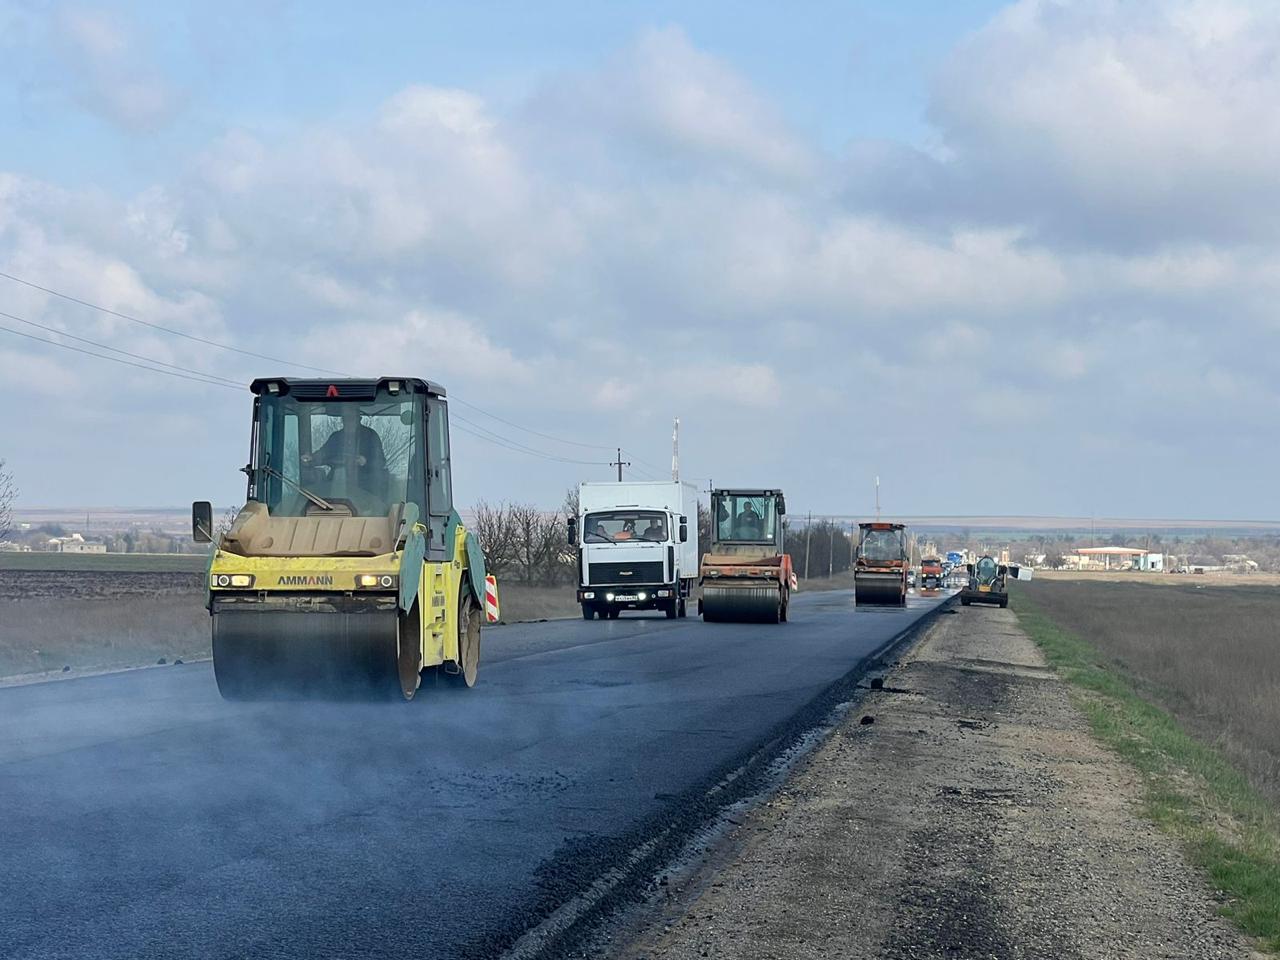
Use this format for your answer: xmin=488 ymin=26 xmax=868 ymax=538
xmin=617 ymin=606 xmax=1262 ymax=959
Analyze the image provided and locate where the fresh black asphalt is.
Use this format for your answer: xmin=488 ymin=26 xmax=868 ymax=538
xmin=0 ymin=589 xmax=948 ymax=959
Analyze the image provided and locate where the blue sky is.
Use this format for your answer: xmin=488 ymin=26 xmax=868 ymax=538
xmin=2 ymin=0 xmax=1279 ymax=519
xmin=2 ymin=2 xmax=1002 ymax=187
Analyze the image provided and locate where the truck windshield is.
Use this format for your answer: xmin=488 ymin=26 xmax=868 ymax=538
xmin=584 ymin=511 xmax=667 ymax=542
xmin=253 ymin=391 xmax=424 ymax=519
xmin=715 ymin=495 xmax=777 ymax=543
xmin=860 ymin=529 xmax=903 ymax=561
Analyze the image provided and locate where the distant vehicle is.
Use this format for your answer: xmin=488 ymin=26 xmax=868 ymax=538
xmin=854 ymin=522 xmax=909 ymax=606
xmin=959 ymin=555 xmax=1032 ymax=607
xmin=920 ymin=556 xmax=943 ymax=590
xmin=571 ymin=480 xmax=699 ymax=620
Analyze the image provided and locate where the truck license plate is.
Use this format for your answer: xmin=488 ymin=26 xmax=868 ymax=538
xmin=613 ymin=594 xmax=639 ymax=602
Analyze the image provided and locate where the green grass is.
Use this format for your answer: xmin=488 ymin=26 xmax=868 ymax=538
xmin=1014 ymin=591 xmax=1280 ymax=950
xmin=0 ymin=552 xmax=209 ymax=573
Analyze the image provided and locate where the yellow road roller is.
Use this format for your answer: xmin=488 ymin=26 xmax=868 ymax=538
xmin=192 ymin=377 xmax=496 ymax=701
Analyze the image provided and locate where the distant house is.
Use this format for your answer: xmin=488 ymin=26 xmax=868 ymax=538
xmin=0 ymin=540 xmax=31 ymax=552
xmin=46 ymin=533 xmax=107 ymax=554
xmin=1076 ymin=546 xmax=1144 ymax=571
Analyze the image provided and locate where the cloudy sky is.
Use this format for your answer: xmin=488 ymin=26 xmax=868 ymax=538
xmin=1 ymin=0 xmax=1277 ymax=519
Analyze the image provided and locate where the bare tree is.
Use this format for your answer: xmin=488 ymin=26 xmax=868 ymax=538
xmin=0 ymin=459 xmax=16 ymax=542
xmin=213 ymin=506 xmax=240 ymax=543
xmin=509 ymin=504 xmax=555 ymax=585
xmin=473 ymin=501 xmax=521 ymax=579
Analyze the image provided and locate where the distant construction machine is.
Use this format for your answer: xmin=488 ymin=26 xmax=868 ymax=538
xmin=854 ymin=521 xmax=910 ymax=606
xmin=959 ymin=555 xmax=1031 ymax=607
xmin=192 ymin=377 xmax=495 ymax=701
xmin=700 ymin=489 xmax=794 ymax=623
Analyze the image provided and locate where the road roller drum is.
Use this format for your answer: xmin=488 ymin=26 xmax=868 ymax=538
xmin=702 ymin=584 xmax=783 ymax=623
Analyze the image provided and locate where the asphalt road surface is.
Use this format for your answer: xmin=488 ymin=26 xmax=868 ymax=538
xmin=1 ymin=589 xmax=949 ymax=960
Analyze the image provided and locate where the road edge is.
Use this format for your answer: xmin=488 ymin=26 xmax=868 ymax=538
xmin=491 ymin=596 xmax=957 ymax=960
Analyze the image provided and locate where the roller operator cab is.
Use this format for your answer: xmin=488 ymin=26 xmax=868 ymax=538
xmin=699 ymin=489 xmax=794 ymax=623
xmin=191 ymin=377 xmax=495 ymax=701
xmin=572 ymin=480 xmax=699 ymax=619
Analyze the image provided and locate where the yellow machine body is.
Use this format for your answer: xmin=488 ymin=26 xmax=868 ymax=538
xmin=208 ymin=523 xmax=475 ymax=670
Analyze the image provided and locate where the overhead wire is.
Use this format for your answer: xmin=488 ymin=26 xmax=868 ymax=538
xmin=0 ymin=269 xmax=345 ymax=376
xmin=0 ymin=268 xmax=692 ymax=475
xmin=451 ymin=396 xmax=616 ymax=452
xmin=0 ymin=309 xmax=244 ymax=388
xmin=0 ymin=322 xmax=240 ymax=390
xmin=451 ymin=412 xmax=607 ymax=466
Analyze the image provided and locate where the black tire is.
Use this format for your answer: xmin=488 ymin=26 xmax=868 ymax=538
xmin=780 ymin=589 xmax=789 ymax=622
xmin=446 ymin=587 xmax=481 ymax=688
xmin=665 ymin=599 xmax=678 ymax=619
xmin=677 ymin=597 xmax=688 ymax=618
xmin=581 ymin=604 xmax=595 ymax=621
xmin=999 ymin=597 xmax=1009 ymax=608
xmin=961 ymin=597 xmax=971 ymax=606
xmin=608 ymin=608 xmax=621 ymax=620
xmin=396 ymin=600 xmax=423 ymax=700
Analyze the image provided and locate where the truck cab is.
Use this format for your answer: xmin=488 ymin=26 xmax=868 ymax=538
xmin=571 ymin=481 xmax=699 ymax=620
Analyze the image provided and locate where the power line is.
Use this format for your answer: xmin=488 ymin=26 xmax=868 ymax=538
xmin=0 ymin=269 xmax=345 ymax=376
xmin=451 ymin=413 xmax=607 ymax=466
xmin=0 ymin=322 xmax=240 ymax=390
xmin=0 ymin=308 xmax=612 ymax=465
xmin=621 ymin=448 xmax=670 ymax=477
xmin=0 ymin=309 xmax=243 ymax=388
xmin=0 ymin=268 xmax=692 ymax=473
xmin=451 ymin=397 xmax=616 ymax=451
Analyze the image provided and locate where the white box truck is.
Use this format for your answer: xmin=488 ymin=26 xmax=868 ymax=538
xmin=570 ymin=480 xmax=699 ymax=620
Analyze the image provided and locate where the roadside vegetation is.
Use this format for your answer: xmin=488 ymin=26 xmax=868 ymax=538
xmin=0 ymin=552 xmax=209 ymax=572
xmin=1014 ymin=581 xmax=1280 ymax=950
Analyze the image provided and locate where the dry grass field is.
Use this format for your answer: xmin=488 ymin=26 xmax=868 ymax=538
xmin=0 ymin=552 xmax=209 ymax=573
xmin=0 ymin=571 xmax=579 ymax=680
xmin=1018 ymin=578 xmax=1280 ymax=797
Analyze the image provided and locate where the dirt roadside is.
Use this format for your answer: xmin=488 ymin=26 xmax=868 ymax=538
xmin=615 ymin=606 xmax=1262 ymax=959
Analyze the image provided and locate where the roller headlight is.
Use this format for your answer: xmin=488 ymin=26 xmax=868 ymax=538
xmin=212 ymin=574 xmax=254 ymax=588
xmin=356 ymin=574 xmax=398 ymax=589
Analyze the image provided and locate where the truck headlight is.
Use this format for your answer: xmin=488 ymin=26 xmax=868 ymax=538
xmin=582 ymin=591 xmax=595 ymax=600
xmin=638 ymin=592 xmax=647 ymax=601
xmin=606 ymin=593 xmax=615 ymax=601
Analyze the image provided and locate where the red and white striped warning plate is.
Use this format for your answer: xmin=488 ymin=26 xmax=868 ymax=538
xmin=789 ymin=571 xmax=799 ymax=590
xmin=484 ymin=575 xmax=500 ymax=623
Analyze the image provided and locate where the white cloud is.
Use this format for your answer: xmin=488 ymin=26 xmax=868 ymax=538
xmin=3 ymin=13 xmax=1280 ymax=515
xmin=54 ymin=6 xmax=183 ymax=131
xmin=928 ymin=0 xmax=1280 ymax=247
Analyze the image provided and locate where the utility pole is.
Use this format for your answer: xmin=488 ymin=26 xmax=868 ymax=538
xmin=875 ymin=476 xmax=881 ymax=521
xmin=610 ymin=448 xmax=630 ymax=482
xmin=827 ymin=517 xmax=834 ymax=579
xmin=671 ymin=418 xmax=680 ymax=481
xmin=804 ymin=511 xmax=812 ymax=579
